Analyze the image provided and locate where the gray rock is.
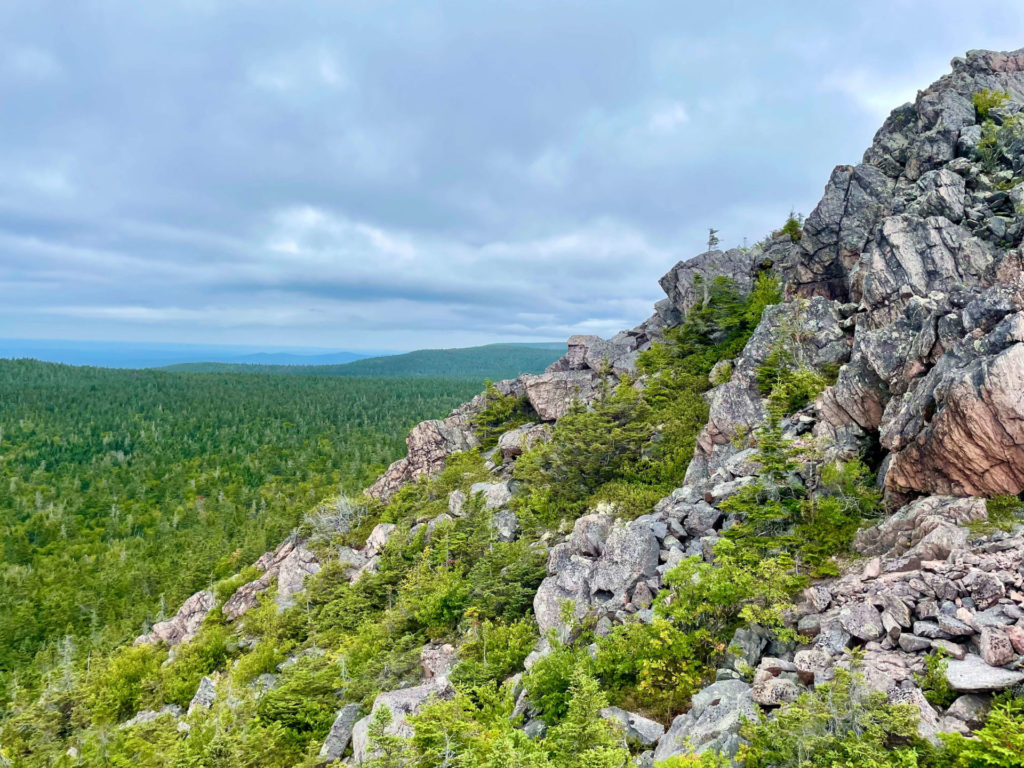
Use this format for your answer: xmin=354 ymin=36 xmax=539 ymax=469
xmin=659 ymin=248 xmax=758 ymax=316
xmin=469 ymin=481 xmax=512 ymax=511
xmin=601 ymin=706 xmax=665 ymax=747
xmin=931 ymin=639 xmax=968 ymax=660
xmin=121 ymin=705 xmax=183 ymax=729
xmin=275 ymin=543 xmax=322 ymax=610
xmin=979 ymin=626 xmax=1016 ymax=667
xmin=448 ymin=489 xmax=467 ymax=517
xmin=653 ymin=679 xmax=756 ymax=762
xmin=497 ymin=422 xmax=552 ymax=461
xmin=187 ymin=676 xmax=217 ymax=716
xmin=319 ymin=703 xmax=360 ymax=762
xmin=946 ymin=694 xmax=991 ymax=729
xmin=351 ymin=679 xmax=456 ymax=763
xmin=420 ymin=643 xmax=456 ymax=680
xmin=364 ymin=523 xmax=397 ymax=558
xmin=569 ymin=512 xmax=616 ymax=557
xmin=367 ymin=412 xmax=480 ymax=502
xmin=492 ymin=509 xmax=520 ymax=542
xmin=945 ymin=654 xmax=1024 ymax=692
xmin=838 ymin=600 xmax=885 ymax=641
xmin=898 ymin=634 xmax=932 ymax=652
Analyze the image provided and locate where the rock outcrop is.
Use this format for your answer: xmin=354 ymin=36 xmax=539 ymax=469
xmin=222 ymin=540 xmax=321 ymax=621
xmin=135 ymin=589 xmax=215 ymax=647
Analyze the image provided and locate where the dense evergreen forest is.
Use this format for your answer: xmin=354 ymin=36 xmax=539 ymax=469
xmin=161 ymin=343 xmax=565 ymax=379
xmin=0 ymin=359 xmax=482 ymax=706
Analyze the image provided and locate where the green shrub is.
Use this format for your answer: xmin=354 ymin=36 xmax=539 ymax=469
xmin=915 ymin=650 xmax=956 ymax=709
xmin=453 ymin=618 xmax=537 ymax=689
xmin=84 ymin=643 xmax=165 ymax=723
xmin=472 ymin=381 xmax=537 ymax=448
xmin=938 ymin=696 xmax=1024 ymax=766
xmin=775 ymin=211 xmax=804 ymax=243
xmin=982 ymin=495 xmax=1024 ymax=533
xmin=161 ymin=624 xmax=231 ymax=708
xmin=973 ymin=88 xmax=1010 ymax=120
xmin=739 ymin=663 xmax=925 ymax=768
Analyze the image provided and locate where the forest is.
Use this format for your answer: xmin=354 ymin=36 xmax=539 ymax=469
xmin=0 ymin=359 xmax=482 ymax=708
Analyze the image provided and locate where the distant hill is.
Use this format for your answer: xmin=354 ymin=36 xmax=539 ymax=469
xmin=162 ymin=342 xmax=566 ymax=380
xmin=0 ymin=338 xmax=377 ymax=369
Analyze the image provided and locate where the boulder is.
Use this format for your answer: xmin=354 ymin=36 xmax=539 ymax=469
xmin=946 ymin=694 xmax=991 ymax=729
xmin=364 ymin=523 xmax=396 ymax=558
xmin=223 ymin=540 xmax=321 ymax=621
xmin=420 ymin=643 xmax=456 ymax=680
xmin=469 ymin=481 xmax=513 ymax=510
xmin=318 ymin=703 xmax=360 ymax=763
xmin=979 ymin=626 xmax=1016 ymax=667
xmin=135 ymin=590 xmax=215 ymax=647
xmin=838 ymin=600 xmax=885 ymax=642
xmin=853 ymin=496 xmax=986 ymax=560
xmin=521 ymin=371 xmax=601 ymax=421
xmin=367 ymin=413 xmax=479 ymax=502
xmin=497 ymin=423 xmax=551 ymax=461
xmin=492 ymin=509 xmax=520 ymax=542
xmin=275 ymin=543 xmax=321 ymax=610
xmin=351 ymin=680 xmax=455 ymax=763
xmin=600 ymin=706 xmax=665 ymax=747
xmin=653 ymin=679 xmax=757 ymax=762
xmin=945 ymin=654 xmax=1024 ymax=692
xmin=659 ymin=248 xmax=758 ymax=316
xmin=187 ymin=676 xmax=217 ymax=716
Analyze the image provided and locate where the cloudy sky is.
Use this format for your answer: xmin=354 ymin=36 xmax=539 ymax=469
xmin=2 ymin=1 xmax=1024 ymax=351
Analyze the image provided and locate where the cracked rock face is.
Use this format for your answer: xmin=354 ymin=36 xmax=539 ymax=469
xmin=367 ymin=413 xmax=480 ymax=501
xmin=521 ymin=370 xmax=602 ymax=421
xmin=351 ymin=679 xmax=456 ymax=764
xmin=660 ymin=248 xmax=759 ymax=316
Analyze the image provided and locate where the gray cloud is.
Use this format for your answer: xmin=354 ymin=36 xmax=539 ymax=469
xmin=2 ymin=0 xmax=1024 ymax=349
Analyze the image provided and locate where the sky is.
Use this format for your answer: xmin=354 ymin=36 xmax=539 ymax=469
xmin=2 ymin=1 xmax=1024 ymax=352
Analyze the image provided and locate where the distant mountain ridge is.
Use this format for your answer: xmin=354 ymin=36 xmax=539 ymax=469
xmin=162 ymin=342 xmax=566 ymax=380
xmin=0 ymin=338 xmax=381 ymax=369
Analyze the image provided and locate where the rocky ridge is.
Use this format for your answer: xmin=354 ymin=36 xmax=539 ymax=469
xmin=138 ymin=49 xmax=1024 ymax=765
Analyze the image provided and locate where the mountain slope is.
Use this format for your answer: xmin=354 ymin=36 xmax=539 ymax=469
xmin=8 ymin=47 xmax=1024 ymax=768
xmin=162 ymin=342 xmax=566 ymax=380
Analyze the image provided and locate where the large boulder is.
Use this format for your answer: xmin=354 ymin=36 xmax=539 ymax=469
xmin=497 ymin=423 xmax=552 ymax=461
xmin=660 ymin=248 xmax=758 ymax=316
xmin=351 ymin=680 xmax=455 ymax=763
xmin=653 ymin=679 xmax=757 ymax=762
xmin=135 ymin=590 xmax=215 ymax=647
xmin=367 ymin=413 xmax=480 ymax=502
xmin=600 ymin=706 xmax=665 ymax=747
xmin=853 ymin=496 xmax=987 ymax=561
xmin=945 ymin=654 xmax=1024 ymax=692
xmin=534 ymin=516 xmax=660 ymax=637
xmin=521 ymin=371 xmax=602 ymax=421
xmin=319 ymin=703 xmax=360 ymax=763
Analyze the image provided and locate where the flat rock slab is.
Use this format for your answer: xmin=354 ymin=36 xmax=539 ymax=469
xmin=945 ymin=654 xmax=1024 ymax=692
